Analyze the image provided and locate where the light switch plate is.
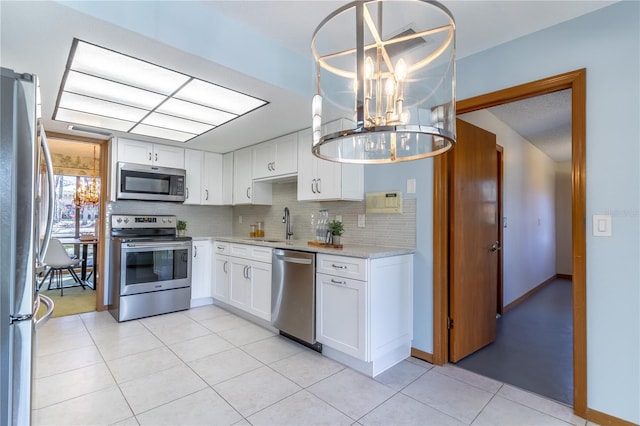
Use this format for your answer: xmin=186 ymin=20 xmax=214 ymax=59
xmin=358 ymin=214 xmax=365 ymax=228
xmin=592 ymin=214 xmax=612 ymax=236
xmin=407 ymin=179 xmax=416 ymax=194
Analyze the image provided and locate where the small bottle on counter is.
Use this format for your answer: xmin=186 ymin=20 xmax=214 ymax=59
xmin=256 ymin=221 xmax=264 ymax=238
xmin=250 ymin=224 xmax=257 ymax=238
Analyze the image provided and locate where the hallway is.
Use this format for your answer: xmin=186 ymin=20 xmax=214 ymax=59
xmin=455 ymin=278 xmax=573 ymax=405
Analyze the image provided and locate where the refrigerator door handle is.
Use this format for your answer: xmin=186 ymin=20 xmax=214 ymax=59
xmin=33 ymin=293 xmax=54 ymax=329
xmin=38 ymin=124 xmax=54 ymax=264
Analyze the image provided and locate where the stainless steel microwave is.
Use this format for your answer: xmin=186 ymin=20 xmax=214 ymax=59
xmin=117 ymin=162 xmax=186 ymax=202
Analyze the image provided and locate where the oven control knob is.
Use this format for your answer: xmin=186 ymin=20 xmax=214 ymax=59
xmin=162 ymin=218 xmax=167 ymax=223
xmin=124 ymin=218 xmax=130 ymax=224
xmin=116 ymin=217 xmax=122 ymax=224
xmin=168 ymin=218 xmax=173 ymax=223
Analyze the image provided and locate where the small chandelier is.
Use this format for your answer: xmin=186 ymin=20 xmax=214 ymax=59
xmin=311 ymin=0 xmax=456 ymax=163
xmin=73 ymin=146 xmax=100 ymax=207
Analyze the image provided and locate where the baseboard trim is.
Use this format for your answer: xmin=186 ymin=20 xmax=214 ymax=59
xmin=588 ymin=408 xmax=638 ymax=426
xmin=503 ymin=274 xmax=558 ymax=313
xmin=410 ymin=348 xmax=433 ymax=364
xmin=557 ymin=273 xmax=573 ymax=280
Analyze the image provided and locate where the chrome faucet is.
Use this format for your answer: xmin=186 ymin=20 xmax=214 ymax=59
xmin=283 ymin=207 xmax=293 ymax=240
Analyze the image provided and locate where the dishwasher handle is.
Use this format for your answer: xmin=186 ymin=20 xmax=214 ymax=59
xmin=282 ymin=256 xmax=313 ymax=265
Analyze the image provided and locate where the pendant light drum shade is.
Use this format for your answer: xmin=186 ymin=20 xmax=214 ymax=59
xmin=311 ymin=0 xmax=456 ymax=163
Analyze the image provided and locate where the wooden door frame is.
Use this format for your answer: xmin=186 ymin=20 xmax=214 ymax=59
xmin=47 ymin=132 xmax=108 ymax=312
xmin=432 ymin=69 xmax=587 ymax=417
xmin=496 ymin=145 xmax=504 ymax=316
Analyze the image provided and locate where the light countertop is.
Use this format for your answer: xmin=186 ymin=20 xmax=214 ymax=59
xmin=204 ymin=236 xmax=414 ymax=259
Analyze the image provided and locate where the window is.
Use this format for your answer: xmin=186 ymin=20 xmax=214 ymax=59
xmin=51 ymin=175 xmax=100 ymax=238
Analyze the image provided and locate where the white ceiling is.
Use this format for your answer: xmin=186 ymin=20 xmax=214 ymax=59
xmin=1 ymin=1 xmax=614 ymax=157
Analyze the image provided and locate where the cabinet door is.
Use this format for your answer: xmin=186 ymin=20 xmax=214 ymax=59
xmin=315 ymin=157 xmax=342 ymax=200
xmin=184 ymin=149 xmax=203 ymax=205
xmin=213 ymin=255 xmax=230 ymax=302
xmin=222 ymin=152 xmax=234 ymax=205
xmin=233 ymin=147 xmax=253 ymax=204
xmin=202 ymin=152 xmax=223 ymax=205
xmin=229 ymin=258 xmax=251 ymax=309
xmin=118 ymin=139 xmax=152 ymax=165
xmin=316 ymin=272 xmax=367 ymax=360
xmin=272 ymin=133 xmax=298 ymax=176
xmin=296 ymin=128 xmax=317 ymax=201
xmin=191 ymin=240 xmax=212 ymax=300
xmin=153 ymin=144 xmax=185 ymax=169
xmin=251 ymin=141 xmax=273 ymax=179
xmin=248 ymin=260 xmax=272 ymax=321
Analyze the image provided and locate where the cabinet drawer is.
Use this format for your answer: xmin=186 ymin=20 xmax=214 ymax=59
xmin=230 ymin=243 xmax=273 ymax=263
xmin=214 ymin=241 xmax=230 ymax=255
xmin=316 ymin=254 xmax=367 ymax=281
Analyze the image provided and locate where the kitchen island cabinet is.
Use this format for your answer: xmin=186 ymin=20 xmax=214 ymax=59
xmin=316 ymin=253 xmax=413 ymax=377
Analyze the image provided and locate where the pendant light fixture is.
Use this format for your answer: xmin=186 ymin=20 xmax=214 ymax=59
xmin=73 ymin=145 xmax=100 ymax=207
xmin=311 ymin=0 xmax=456 ymax=163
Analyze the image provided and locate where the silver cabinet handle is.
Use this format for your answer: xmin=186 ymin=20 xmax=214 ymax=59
xmin=331 ymin=264 xmax=347 ymax=269
xmin=316 ymin=178 xmax=321 ymax=193
xmin=194 ymin=245 xmax=198 ymax=258
xmin=330 ymin=278 xmax=347 ymax=285
xmin=216 ymin=246 xmax=226 ymax=250
xmin=272 ymin=161 xmax=276 ymax=171
xmin=246 ymin=187 xmax=251 ymax=199
xmin=311 ymin=179 xmax=317 ymax=194
xmin=148 ymin=152 xmax=152 ymax=161
xmin=246 ymin=266 xmax=251 ymax=279
xmin=155 ymin=152 xmax=158 ymax=162
xmin=186 ymin=187 xmax=190 ymax=199
xmin=223 ymin=260 xmax=228 ymax=273
xmin=205 ymin=189 xmax=209 ymax=200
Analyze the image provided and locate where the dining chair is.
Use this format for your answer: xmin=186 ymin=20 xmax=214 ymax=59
xmin=40 ymin=238 xmax=86 ymax=296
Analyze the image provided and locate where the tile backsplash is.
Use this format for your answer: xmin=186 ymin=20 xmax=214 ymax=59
xmin=106 ymin=183 xmax=415 ymax=249
xmin=233 ymin=182 xmax=416 ymax=248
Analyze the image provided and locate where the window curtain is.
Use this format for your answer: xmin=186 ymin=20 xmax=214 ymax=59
xmin=47 ymin=138 xmax=100 ymax=177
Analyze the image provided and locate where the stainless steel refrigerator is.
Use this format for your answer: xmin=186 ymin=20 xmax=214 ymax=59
xmin=1 ymin=67 xmax=56 ymax=425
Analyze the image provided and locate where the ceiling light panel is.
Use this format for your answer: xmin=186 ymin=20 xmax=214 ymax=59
xmin=157 ymin=98 xmax=236 ymax=126
xmin=142 ymin=112 xmax=214 ymax=135
xmin=55 ymin=109 xmax=135 ymax=132
xmin=71 ymin=41 xmax=189 ymax=94
xmin=59 ymin=92 xmax=148 ymax=122
xmin=175 ymin=79 xmax=267 ymax=115
xmin=54 ymin=39 xmax=269 ymax=143
xmin=130 ymin=124 xmax=195 ymax=143
xmin=64 ymin=71 xmax=165 ymax=109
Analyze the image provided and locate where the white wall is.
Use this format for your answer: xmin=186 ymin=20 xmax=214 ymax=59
xmin=555 ymin=162 xmax=572 ymax=275
xmin=459 ymin=111 xmax=557 ymax=307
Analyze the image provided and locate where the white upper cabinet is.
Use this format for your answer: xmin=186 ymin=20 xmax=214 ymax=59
xmin=233 ymin=146 xmax=271 ymax=205
xmin=252 ymin=133 xmax=298 ymax=180
xmin=297 ymin=124 xmax=364 ymax=201
xmin=117 ymin=138 xmax=185 ymax=169
xmin=202 ymin=152 xmax=223 ymax=205
xmin=184 ymin=150 xmax=223 ymax=205
xmin=184 ymin=149 xmax=203 ymax=204
xmin=222 ymin=152 xmax=234 ymax=205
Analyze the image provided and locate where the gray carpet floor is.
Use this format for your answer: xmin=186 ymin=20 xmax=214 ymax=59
xmin=455 ymin=278 xmax=573 ymax=406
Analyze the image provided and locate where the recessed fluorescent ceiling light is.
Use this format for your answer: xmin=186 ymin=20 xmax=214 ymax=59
xmin=54 ymin=39 xmax=268 ymax=143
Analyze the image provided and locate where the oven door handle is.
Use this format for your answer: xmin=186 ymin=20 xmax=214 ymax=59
xmin=124 ymin=240 xmax=192 ymax=249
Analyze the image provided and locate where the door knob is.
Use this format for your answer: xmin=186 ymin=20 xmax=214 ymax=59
xmin=489 ymin=241 xmax=502 ymax=252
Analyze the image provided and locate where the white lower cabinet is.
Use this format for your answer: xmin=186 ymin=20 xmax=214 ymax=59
xmin=224 ymin=243 xmax=272 ymax=321
xmin=317 ymin=273 xmax=366 ymax=360
xmin=316 ymin=253 xmax=413 ymax=377
xmin=190 ymin=239 xmax=212 ymax=307
xmin=213 ymin=242 xmax=230 ymax=302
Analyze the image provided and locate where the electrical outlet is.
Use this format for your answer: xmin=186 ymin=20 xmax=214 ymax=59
xmin=358 ymin=214 xmax=365 ymax=228
xmin=336 ymin=215 xmax=342 ymax=222
xmin=239 ymin=215 xmax=243 ymax=224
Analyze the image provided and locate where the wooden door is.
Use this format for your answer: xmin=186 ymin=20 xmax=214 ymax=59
xmin=449 ymin=119 xmax=499 ymax=362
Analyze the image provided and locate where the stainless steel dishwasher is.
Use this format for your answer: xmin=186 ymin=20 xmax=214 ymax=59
xmin=271 ymin=249 xmax=321 ymax=351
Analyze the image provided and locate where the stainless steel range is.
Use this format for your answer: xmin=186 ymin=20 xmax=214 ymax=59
xmin=109 ymin=214 xmax=192 ymax=322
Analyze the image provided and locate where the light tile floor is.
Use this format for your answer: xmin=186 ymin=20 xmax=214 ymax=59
xmin=33 ymin=305 xmax=591 ymax=426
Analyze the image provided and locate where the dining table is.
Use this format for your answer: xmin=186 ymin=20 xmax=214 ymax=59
xmin=58 ymin=237 xmax=99 ymax=288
